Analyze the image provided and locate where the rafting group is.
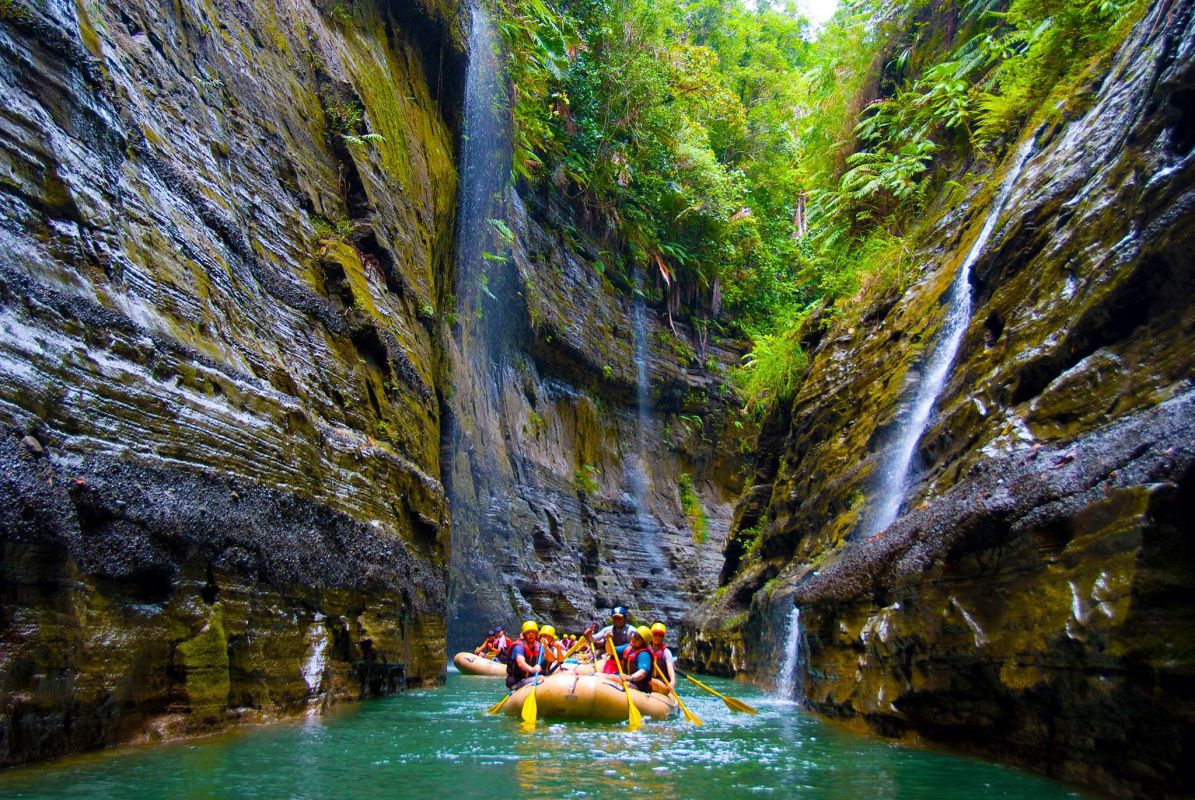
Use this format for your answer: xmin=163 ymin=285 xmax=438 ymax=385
xmin=453 ymin=606 xmax=754 ymax=729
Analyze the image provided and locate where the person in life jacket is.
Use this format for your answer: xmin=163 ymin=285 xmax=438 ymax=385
xmin=539 ymin=625 xmax=567 ymax=675
xmin=648 ymin=622 xmax=676 ymax=689
xmin=505 ymin=620 xmax=543 ymax=689
xmin=492 ymin=626 xmax=511 ymax=663
xmin=617 ymin=626 xmax=656 ymax=694
xmin=590 ymin=606 xmax=633 ymax=674
xmin=473 ymin=629 xmax=497 ymax=658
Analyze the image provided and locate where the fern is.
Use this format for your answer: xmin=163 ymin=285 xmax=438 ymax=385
xmin=341 ymin=132 xmax=386 ymax=148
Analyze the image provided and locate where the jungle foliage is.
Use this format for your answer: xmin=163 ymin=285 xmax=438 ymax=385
xmin=493 ymin=0 xmax=1147 ymax=415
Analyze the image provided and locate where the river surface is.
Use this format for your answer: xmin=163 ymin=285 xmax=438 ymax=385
xmin=0 ymin=673 xmax=1084 ymax=799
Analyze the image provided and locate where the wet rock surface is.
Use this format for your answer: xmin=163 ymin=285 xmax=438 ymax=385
xmin=0 ymin=0 xmax=460 ymax=764
xmin=446 ymin=191 xmax=750 ymax=646
xmin=684 ymin=0 xmax=1195 ymax=796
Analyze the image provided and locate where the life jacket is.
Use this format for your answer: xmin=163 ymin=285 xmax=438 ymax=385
xmin=649 ymin=644 xmax=672 ymax=680
xmin=505 ymin=640 xmax=541 ymax=680
xmin=621 ymin=644 xmax=655 ymax=693
xmin=493 ymin=634 xmax=510 ymax=662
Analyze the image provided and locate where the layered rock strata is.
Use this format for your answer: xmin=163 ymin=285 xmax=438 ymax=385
xmin=0 ymin=0 xmax=460 ymax=765
xmin=684 ymin=0 xmax=1195 ymax=795
xmin=445 ymin=191 xmax=750 ymax=646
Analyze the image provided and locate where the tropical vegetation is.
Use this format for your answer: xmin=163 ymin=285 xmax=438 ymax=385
xmin=492 ymin=0 xmax=1148 ymax=415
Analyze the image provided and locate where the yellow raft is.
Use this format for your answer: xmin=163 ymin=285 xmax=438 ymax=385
xmin=502 ymin=671 xmax=678 ymax=722
xmin=453 ymin=652 xmax=507 ymax=677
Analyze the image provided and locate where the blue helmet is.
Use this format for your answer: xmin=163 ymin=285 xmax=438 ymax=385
xmin=612 ymin=606 xmax=628 ymax=619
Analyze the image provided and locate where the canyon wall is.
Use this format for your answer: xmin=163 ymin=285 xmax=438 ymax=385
xmin=0 ymin=0 xmax=461 ymax=765
xmin=683 ymin=1 xmax=1195 ymax=796
xmin=445 ymin=189 xmax=749 ymax=647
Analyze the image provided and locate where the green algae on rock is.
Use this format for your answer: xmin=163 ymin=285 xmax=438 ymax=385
xmin=681 ymin=0 xmax=1195 ymax=796
xmin=0 ymin=0 xmax=461 ymax=766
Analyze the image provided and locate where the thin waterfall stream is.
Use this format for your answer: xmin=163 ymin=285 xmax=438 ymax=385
xmin=776 ymin=606 xmax=803 ymax=699
xmin=862 ymin=139 xmax=1037 ymax=538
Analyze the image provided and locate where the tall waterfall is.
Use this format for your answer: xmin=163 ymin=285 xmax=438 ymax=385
xmin=776 ymin=606 xmax=803 ymax=699
xmin=631 ymin=267 xmax=651 ymax=523
xmin=628 ymin=266 xmax=669 ymax=580
xmin=861 ymin=139 xmax=1036 ymax=538
xmin=445 ymin=2 xmax=509 ymax=645
xmin=455 ymin=5 xmax=504 ymax=293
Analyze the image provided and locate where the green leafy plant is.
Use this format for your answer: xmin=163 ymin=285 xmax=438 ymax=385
xmin=678 ymin=472 xmax=709 ymax=546
xmin=573 ymin=463 xmax=600 ymax=495
xmin=342 ymin=133 xmax=386 ymax=148
xmin=733 ymin=328 xmax=809 ymax=419
xmin=312 ymin=214 xmax=353 ymax=242
xmin=526 ymin=409 xmax=546 ymax=436
xmin=322 ymin=91 xmax=365 ymax=135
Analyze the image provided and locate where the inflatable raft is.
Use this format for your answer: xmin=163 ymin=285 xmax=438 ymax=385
xmin=453 ymin=652 xmax=507 ymax=677
xmin=502 ymin=671 xmax=678 ymax=722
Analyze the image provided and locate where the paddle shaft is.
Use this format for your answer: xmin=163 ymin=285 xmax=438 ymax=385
xmin=654 ymin=661 xmax=702 ymax=725
xmin=606 ymin=637 xmax=643 ymax=729
xmin=521 ymin=640 xmax=547 ymax=725
xmin=677 ymin=669 xmax=758 ymax=714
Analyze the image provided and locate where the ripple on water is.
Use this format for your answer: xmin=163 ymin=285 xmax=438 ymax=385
xmin=0 ymin=674 xmax=1086 ymax=800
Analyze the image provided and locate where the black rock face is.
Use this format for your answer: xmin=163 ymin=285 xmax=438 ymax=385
xmin=684 ymin=0 xmax=1195 ymax=796
xmin=0 ymin=0 xmax=461 ymax=764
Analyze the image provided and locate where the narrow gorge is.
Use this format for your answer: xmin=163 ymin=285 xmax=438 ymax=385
xmin=0 ymin=0 xmax=1191 ymax=797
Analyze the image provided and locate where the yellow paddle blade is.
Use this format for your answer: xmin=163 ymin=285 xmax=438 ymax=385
xmin=487 ymin=694 xmax=509 ymax=715
xmin=724 ymin=696 xmax=758 ymax=715
xmin=606 ymin=636 xmax=642 ymax=730
xmin=625 ymin=689 xmax=643 ymax=730
xmin=520 ymin=686 xmax=538 ymax=726
xmin=681 ymin=671 xmax=759 ymax=715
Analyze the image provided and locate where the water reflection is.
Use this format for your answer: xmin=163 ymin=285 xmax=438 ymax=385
xmin=514 ymin=728 xmax=680 ymax=800
xmin=0 ymin=675 xmax=1083 ymax=800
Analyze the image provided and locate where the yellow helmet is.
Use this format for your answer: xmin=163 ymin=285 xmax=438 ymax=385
xmin=521 ymin=620 xmax=539 ymax=634
xmin=633 ymin=625 xmax=651 ymax=642
xmin=651 ymin=622 xmax=666 ymax=636
xmin=540 ymin=625 xmax=556 ymax=638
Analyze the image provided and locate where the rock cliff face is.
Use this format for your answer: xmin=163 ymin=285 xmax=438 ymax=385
xmin=684 ymin=1 xmax=1195 ymax=796
xmin=0 ymin=0 xmax=462 ymax=765
xmin=445 ymin=190 xmax=749 ymax=647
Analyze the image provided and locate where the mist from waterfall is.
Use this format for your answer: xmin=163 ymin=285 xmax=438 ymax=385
xmin=861 ymin=139 xmax=1037 ymax=538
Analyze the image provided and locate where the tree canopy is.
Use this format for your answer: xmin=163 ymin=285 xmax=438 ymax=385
xmin=493 ymin=0 xmax=1148 ymax=414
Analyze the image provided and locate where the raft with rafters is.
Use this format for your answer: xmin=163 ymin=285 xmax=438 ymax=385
xmin=453 ymin=652 xmax=507 ymax=677
xmin=501 ymin=671 xmax=678 ymax=722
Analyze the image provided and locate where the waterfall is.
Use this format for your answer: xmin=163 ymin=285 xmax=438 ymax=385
xmin=776 ymin=606 xmax=802 ymax=699
xmin=445 ymin=2 xmax=509 ymax=647
xmin=627 ymin=265 xmax=671 ymax=581
xmin=631 ymin=266 xmax=651 ymax=523
xmin=455 ymin=4 xmax=505 ymax=294
xmin=861 ymin=139 xmax=1036 ymax=538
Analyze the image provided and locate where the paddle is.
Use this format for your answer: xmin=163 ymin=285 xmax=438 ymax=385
xmin=606 ymin=636 xmax=642 ymax=730
xmin=559 ymin=636 xmax=586 ymax=663
xmin=486 ymin=693 xmax=510 ymax=715
xmin=520 ymin=641 xmax=547 ymax=727
xmin=654 ymin=661 xmax=702 ymax=725
xmin=676 ymin=669 xmax=758 ymax=715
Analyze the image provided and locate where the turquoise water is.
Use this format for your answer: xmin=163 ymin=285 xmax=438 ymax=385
xmin=0 ymin=673 xmax=1084 ymax=799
